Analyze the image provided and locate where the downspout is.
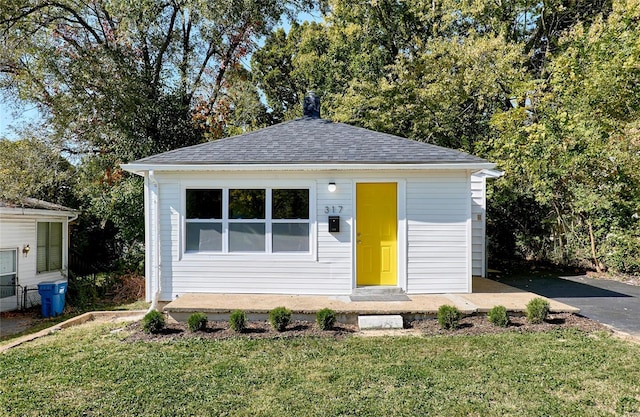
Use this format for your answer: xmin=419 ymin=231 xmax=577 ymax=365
xmin=147 ymin=170 xmax=161 ymax=313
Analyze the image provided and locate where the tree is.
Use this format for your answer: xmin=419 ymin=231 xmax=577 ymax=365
xmin=0 ymin=0 xmax=307 ymax=154
xmin=253 ymin=1 xmax=529 ymax=152
xmin=486 ymin=0 xmax=640 ymax=273
xmin=0 ymin=0 xmax=311 ymax=270
xmin=0 ymin=137 xmax=76 ymax=206
xmin=251 ymin=0 xmax=634 ymax=273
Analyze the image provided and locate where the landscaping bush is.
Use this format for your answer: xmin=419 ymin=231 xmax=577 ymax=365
xmin=229 ymin=310 xmax=247 ymax=333
xmin=487 ymin=305 xmax=510 ymax=327
xmin=269 ymin=306 xmax=292 ymax=331
xmin=316 ymin=308 xmax=337 ymax=330
xmin=142 ymin=310 xmax=165 ymax=334
xmin=187 ymin=312 xmax=208 ymax=332
xmin=526 ymin=297 xmax=550 ymax=324
xmin=437 ymin=305 xmax=461 ymax=330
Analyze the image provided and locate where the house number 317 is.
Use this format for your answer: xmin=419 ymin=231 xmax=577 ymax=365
xmin=324 ymin=205 xmax=343 ymax=214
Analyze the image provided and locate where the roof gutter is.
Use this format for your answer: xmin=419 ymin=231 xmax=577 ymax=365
xmin=472 ymin=168 xmax=505 ymax=179
xmin=121 ymin=162 xmax=496 ymax=175
xmin=0 ymin=207 xmax=78 ymax=219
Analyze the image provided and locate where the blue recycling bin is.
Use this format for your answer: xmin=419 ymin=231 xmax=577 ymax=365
xmin=38 ymin=280 xmax=68 ymax=317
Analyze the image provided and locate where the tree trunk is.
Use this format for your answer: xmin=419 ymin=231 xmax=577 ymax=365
xmin=587 ymin=221 xmax=603 ymax=273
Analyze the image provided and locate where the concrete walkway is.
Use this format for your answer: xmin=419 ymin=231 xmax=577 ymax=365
xmin=496 ymin=274 xmax=640 ymax=337
xmin=164 ymin=277 xmax=579 ymax=323
xmin=0 ymin=311 xmax=146 ymax=353
xmin=0 ymin=314 xmax=35 ymax=337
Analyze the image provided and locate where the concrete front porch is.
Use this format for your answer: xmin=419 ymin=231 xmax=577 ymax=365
xmin=163 ymin=277 xmax=580 ymax=324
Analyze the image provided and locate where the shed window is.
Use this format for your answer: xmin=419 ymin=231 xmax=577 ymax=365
xmin=0 ymin=249 xmax=17 ymax=298
xmin=37 ymin=222 xmax=63 ymax=273
xmin=185 ymin=188 xmax=310 ymax=254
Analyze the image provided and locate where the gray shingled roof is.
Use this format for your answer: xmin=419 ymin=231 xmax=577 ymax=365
xmin=0 ymin=197 xmax=77 ymax=212
xmin=132 ymin=117 xmax=488 ymax=165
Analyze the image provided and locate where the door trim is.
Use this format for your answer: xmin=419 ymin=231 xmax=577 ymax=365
xmin=352 ymin=180 xmax=406 ymax=290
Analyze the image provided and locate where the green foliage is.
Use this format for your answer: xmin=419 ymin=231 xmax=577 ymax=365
xmin=487 ymin=305 xmax=510 ymax=328
xmin=65 ymin=274 xmax=100 ymax=310
xmin=1 ymin=0 xmax=635 ymax=278
xmin=249 ymin=0 xmax=636 ymax=276
xmin=315 ymin=308 xmax=336 ymax=330
xmin=0 ymin=138 xmax=77 ymax=205
xmin=142 ymin=310 xmax=166 ymax=334
xmin=0 ymin=0 xmax=310 ymax=273
xmin=229 ymin=310 xmax=247 ymax=333
xmin=526 ymin=298 xmax=550 ymax=324
xmin=437 ymin=305 xmax=461 ymax=330
xmin=601 ymin=231 xmax=640 ymax=275
xmin=187 ymin=312 xmax=208 ymax=332
xmin=485 ymin=0 xmax=640 ymax=274
xmin=269 ymin=306 xmax=292 ymax=332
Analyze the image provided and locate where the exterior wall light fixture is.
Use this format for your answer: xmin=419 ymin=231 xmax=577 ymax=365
xmin=328 ymin=182 xmax=337 ymax=193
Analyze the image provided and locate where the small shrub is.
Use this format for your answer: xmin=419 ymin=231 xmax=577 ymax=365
xmin=316 ymin=308 xmax=337 ymax=330
xmin=187 ymin=312 xmax=208 ymax=332
xmin=437 ymin=305 xmax=461 ymax=330
xmin=269 ymin=306 xmax=292 ymax=331
xmin=142 ymin=310 xmax=165 ymax=334
xmin=229 ymin=310 xmax=247 ymax=333
xmin=487 ymin=305 xmax=510 ymax=327
xmin=526 ymin=297 xmax=550 ymax=324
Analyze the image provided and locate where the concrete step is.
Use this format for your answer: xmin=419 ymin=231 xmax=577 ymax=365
xmin=350 ymin=286 xmax=410 ymax=301
xmin=358 ymin=315 xmax=404 ymax=330
xmin=352 ymin=286 xmax=405 ymax=295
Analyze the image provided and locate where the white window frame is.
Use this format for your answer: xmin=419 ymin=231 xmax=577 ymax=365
xmin=0 ymin=248 xmax=17 ymax=299
xmin=183 ymin=184 xmax=314 ymax=258
xmin=37 ymin=221 xmax=63 ymax=274
xmin=184 ymin=189 xmax=224 ymax=252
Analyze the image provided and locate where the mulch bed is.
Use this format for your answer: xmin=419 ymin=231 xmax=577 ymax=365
xmin=123 ymin=313 xmax=610 ymax=342
xmin=124 ymin=320 xmax=359 ymax=342
xmin=409 ymin=313 xmax=609 ymax=336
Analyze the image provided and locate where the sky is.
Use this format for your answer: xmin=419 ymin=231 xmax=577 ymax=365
xmin=0 ymin=10 xmax=322 ymax=141
xmin=0 ymin=100 xmax=39 ymax=140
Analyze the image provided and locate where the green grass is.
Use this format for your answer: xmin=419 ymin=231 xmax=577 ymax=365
xmin=0 ymin=300 xmax=149 ymax=343
xmin=1 ymin=324 xmax=639 ymax=416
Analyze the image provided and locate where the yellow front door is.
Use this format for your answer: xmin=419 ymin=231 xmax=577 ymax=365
xmin=356 ymin=183 xmax=397 ymax=286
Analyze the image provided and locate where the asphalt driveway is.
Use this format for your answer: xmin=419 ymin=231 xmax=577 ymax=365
xmin=496 ymin=273 xmax=640 ymax=337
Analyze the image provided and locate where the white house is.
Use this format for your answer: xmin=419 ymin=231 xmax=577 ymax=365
xmin=122 ymin=96 xmax=502 ymax=304
xmin=0 ymin=198 xmax=78 ymax=312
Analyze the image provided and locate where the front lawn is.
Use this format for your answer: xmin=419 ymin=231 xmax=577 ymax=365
xmin=1 ymin=323 xmax=639 ymax=416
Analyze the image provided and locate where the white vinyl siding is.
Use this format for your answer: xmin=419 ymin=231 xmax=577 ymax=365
xmin=406 ymin=172 xmax=471 ymax=293
xmin=0 ymin=216 xmax=69 ymax=312
xmin=145 ymin=169 xmax=477 ymax=300
xmin=150 ymin=173 xmax=352 ymax=299
xmin=471 ymin=174 xmax=485 ymax=277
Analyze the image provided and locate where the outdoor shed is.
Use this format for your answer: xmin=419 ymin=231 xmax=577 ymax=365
xmin=0 ymin=198 xmax=78 ymax=312
xmin=123 ymin=99 xmax=502 ymax=303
